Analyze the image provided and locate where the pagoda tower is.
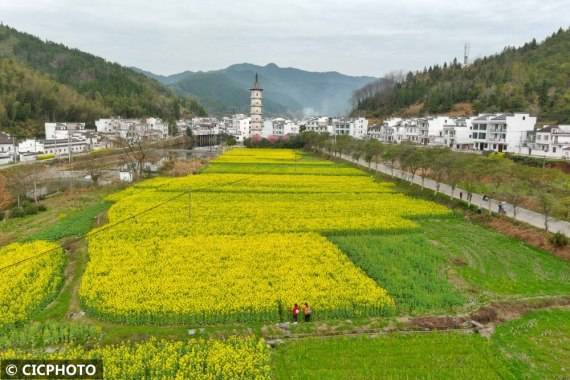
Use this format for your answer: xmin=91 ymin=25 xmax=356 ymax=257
xmin=250 ymin=73 xmax=263 ymax=136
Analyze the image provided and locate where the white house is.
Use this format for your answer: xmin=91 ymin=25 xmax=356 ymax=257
xmin=95 ymin=118 xmax=169 ymax=143
xmin=304 ymin=117 xmax=334 ymax=134
xmin=418 ymin=116 xmax=448 ymax=145
xmin=531 ymin=125 xmax=570 ymax=158
xmin=44 ymin=138 xmax=89 ymax=157
xmin=283 ymin=121 xmax=300 ymax=136
xmin=443 ymin=117 xmax=474 ymax=150
xmin=332 ymin=118 xmax=351 ymax=136
xmin=272 ymin=118 xmax=300 ymax=136
xmin=350 ymin=117 xmax=368 ymax=139
xmin=45 ymin=122 xmax=86 ymax=140
xmin=18 ymin=139 xmax=45 ymax=153
xmin=0 ymin=132 xmax=16 ymax=164
xmin=272 ymin=118 xmax=287 ymax=136
xmin=470 ymin=113 xmax=536 ymax=153
xmin=402 ymin=118 xmax=419 ymax=143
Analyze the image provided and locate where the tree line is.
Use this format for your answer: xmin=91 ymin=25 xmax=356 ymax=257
xmin=300 ymin=132 xmax=569 ymax=231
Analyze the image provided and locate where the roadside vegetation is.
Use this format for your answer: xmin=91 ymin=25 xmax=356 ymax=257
xmin=296 ymin=132 xmax=570 ymax=229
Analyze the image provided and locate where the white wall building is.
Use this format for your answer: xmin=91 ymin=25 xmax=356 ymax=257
xmin=531 ymin=125 xmax=570 ymax=158
xmin=272 ymin=118 xmax=300 ymax=136
xmin=18 ymin=139 xmax=45 ymax=153
xmin=272 ymin=118 xmax=287 ymax=136
xmin=45 ymin=122 xmax=86 ymax=140
xmin=44 ymin=139 xmax=89 ymax=157
xmin=443 ymin=117 xmax=474 ymax=150
xmin=95 ymin=118 xmax=169 ymax=143
xmin=350 ymin=117 xmax=369 ymax=139
xmin=471 ymin=113 xmax=536 ymax=153
xmin=304 ymin=117 xmax=334 ymax=134
xmin=418 ymin=116 xmax=448 ymax=145
xmin=0 ymin=132 xmax=16 ymax=164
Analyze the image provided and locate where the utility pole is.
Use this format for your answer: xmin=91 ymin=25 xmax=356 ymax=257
xmin=68 ymin=124 xmax=72 ymax=164
xmin=11 ymin=135 xmax=17 ymax=164
xmin=188 ymin=187 xmax=192 ymax=221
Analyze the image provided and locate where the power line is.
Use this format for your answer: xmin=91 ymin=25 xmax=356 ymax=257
xmin=0 ymin=175 xmax=255 ymax=274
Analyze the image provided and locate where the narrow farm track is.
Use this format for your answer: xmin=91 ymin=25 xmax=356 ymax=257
xmin=265 ymin=296 xmax=570 ymax=343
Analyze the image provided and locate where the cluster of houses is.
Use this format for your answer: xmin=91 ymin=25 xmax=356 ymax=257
xmin=2 ymin=112 xmax=569 ymax=165
xmin=0 ymin=117 xmax=170 ymax=165
xmin=368 ymin=113 xmax=570 ymax=159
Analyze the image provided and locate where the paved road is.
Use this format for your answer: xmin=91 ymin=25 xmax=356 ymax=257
xmin=338 ymin=153 xmax=570 ymax=237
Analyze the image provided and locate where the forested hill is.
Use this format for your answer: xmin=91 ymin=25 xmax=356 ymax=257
xmin=0 ymin=25 xmax=205 ymax=137
xmin=352 ymin=27 xmax=570 ymax=123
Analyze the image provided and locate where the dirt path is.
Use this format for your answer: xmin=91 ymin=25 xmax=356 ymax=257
xmin=263 ymin=296 xmax=570 ymax=344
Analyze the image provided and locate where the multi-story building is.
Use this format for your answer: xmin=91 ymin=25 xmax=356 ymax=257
xmin=45 ymin=122 xmax=86 ymax=140
xmin=303 ymin=117 xmax=334 ymax=134
xmin=417 ymin=116 xmax=448 ymax=145
xmin=228 ymin=114 xmax=249 ymax=142
xmin=95 ymin=118 xmax=168 ymax=143
xmin=272 ymin=118 xmax=287 ymax=136
xmin=272 ymin=118 xmax=300 ymax=136
xmin=18 ymin=139 xmax=45 ymax=154
xmin=350 ymin=117 xmax=369 ymax=139
xmin=250 ymin=74 xmax=263 ymax=136
xmin=470 ymin=113 xmax=536 ymax=153
xmin=531 ymin=125 xmax=570 ymax=158
xmin=442 ymin=117 xmax=474 ymax=150
xmin=332 ymin=118 xmax=351 ymax=136
xmin=0 ymin=132 xmax=16 ymax=164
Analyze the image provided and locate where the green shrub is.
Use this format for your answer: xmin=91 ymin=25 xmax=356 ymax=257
xmin=37 ymin=153 xmax=55 ymax=160
xmin=10 ymin=208 xmax=26 ymax=218
xmin=23 ymin=204 xmax=39 ymax=215
xmin=550 ymin=232 xmax=568 ymax=247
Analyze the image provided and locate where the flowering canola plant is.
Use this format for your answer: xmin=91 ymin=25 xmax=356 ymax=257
xmin=82 ymin=233 xmax=393 ymax=324
xmin=0 ymin=336 xmax=271 ymax=380
xmin=81 ymin=148 xmax=450 ymax=324
xmin=0 ymin=241 xmax=65 ymax=327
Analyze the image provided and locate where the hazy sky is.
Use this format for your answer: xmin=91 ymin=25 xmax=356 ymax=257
xmin=1 ymin=0 xmax=568 ymax=77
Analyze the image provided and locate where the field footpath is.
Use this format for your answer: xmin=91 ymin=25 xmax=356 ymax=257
xmin=264 ymin=295 xmax=570 ymax=344
xmin=336 ymin=153 xmax=570 ymax=236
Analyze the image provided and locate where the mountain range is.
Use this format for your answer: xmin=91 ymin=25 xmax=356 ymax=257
xmin=134 ymin=63 xmax=377 ymax=117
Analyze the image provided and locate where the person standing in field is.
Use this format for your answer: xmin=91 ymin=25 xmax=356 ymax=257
xmin=302 ymin=303 xmax=312 ymax=322
xmin=292 ymin=304 xmax=300 ymax=323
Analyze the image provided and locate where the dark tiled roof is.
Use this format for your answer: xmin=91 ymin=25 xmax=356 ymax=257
xmin=538 ymin=125 xmax=555 ymax=133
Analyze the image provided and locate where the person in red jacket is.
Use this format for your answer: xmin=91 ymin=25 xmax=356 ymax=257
xmin=292 ymin=304 xmax=300 ymax=323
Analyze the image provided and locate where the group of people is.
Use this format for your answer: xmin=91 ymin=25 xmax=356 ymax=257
xmin=292 ymin=303 xmax=312 ymax=323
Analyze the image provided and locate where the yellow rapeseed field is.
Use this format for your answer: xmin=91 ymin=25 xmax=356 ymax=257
xmin=0 ymin=241 xmax=65 ymax=326
xmin=0 ymin=336 xmax=271 ymax=379
xmin=81 ymin=148 xmax=450 ymax=324
xmin=82 ymin=233 xmax=393 ymax=324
